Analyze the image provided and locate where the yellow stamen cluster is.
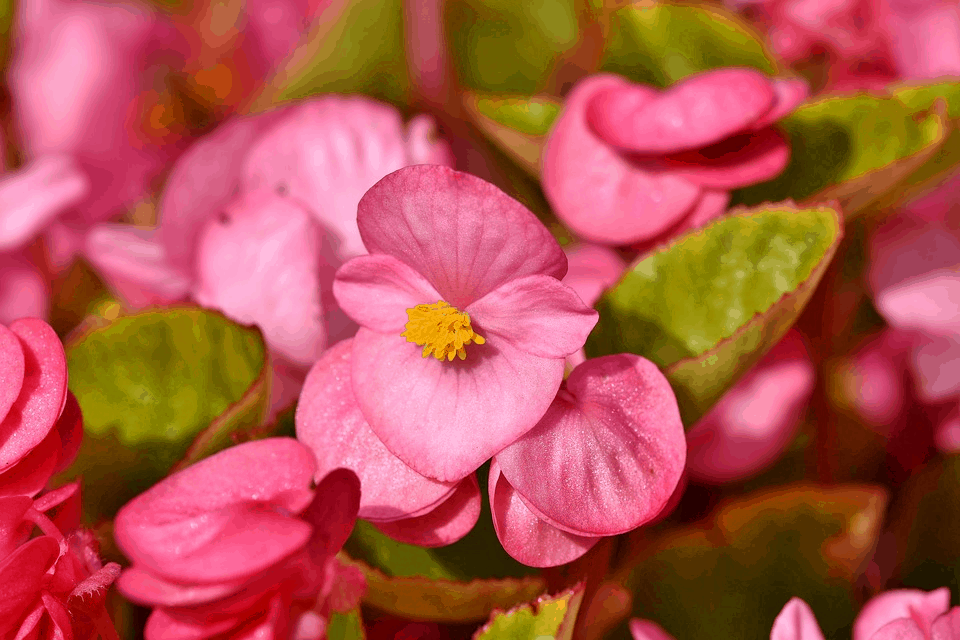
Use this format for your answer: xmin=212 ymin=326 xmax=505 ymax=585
xmin=401 ymin=301 xmax=486 ymax=361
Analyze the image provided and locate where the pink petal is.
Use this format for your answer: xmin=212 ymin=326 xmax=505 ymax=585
xmin=658 ymin=127 xmax=791 ymax=190
xmin=868 ymin=216 xmax=960 ymax=296
xmin=876 ymin=271 xmax=960 ymax=336
xmin=0 ymin=319 xmax=67 ymax=472
xmin=333 ymin=254 xmax=443 ymax=334
xmin=466 ymin=275 xmax=598 ymax=359
xmin=562 ymin=243 xmax=627 ymax=308
xmin=193 ymin=190 xmax=329 ymax=368
xmin=117 ymin=567 xmax=249 ymax=608
xmin=496 ymin=354 xmax=685 ymax=536
xmin=52 ymin=391 xmax=83 ymax=474
xmin=84 ymin=223 xmax=192 ymax=310
xmin=932 ymin=608 xmax=960 ymax=640
xmin=33 ymin=480 xmax=81 ymax=534
xmin=770 ymin=598 xmax=826 ymax=640
xmin=753 ymin=77 xmax=809 ymax=129
xmin=488 ymin=461 xmax=599 ymax=568
xmin=0 ymin=253 xmax=49 ymax=325
xmin=868 ymin=619 xmax=926 ymax=640
xmin=296 ymin=339 xmax=457 ymax=521
xmin=854 ymin=588 xmax=951 ymax=640
xmin=845 ymin=331 xmax=909 ymax=430
xmin=0 ymin=496 xmax=33 ymax=559
xmin=0 ymin=155 xmax=89 ymax=251
xmin=542 ymin=74 xmax=702 ymax=245
xmin=351 ymin=328 xmax=563 ymax=482
xmin=143 ymin=605 xmax=249 ymax=640
xmin=911 ymin=333 xmax=960 ymax=402
xmin=374 ymin=475 xmax=480 ymax=547
xmin=39 ymin=592 xmax=73 ymax=640
xmin=0 ymin=324 xmax=25 ymax=425
xmin=0 ymin=426 xmax=60 ymax=498
xmin=0 ymin=536 xmax=60 ymax=635
xmin=629 ymin=619 xmax=677 ymax=640
xmin=686 ymin=330 xmax=815 ymax=484
xmin=241 ymin=97 xmax=454 ymax=262
xmin=356 ymin=165 xmax=567 ymax=309
xmin=300 ymin=468 xmax=361 ymax=562
xmin=587 ymin=68 xmax=776 ymax=154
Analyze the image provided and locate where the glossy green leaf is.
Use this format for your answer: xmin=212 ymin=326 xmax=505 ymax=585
xmin=473 ymin=584 xmax=584 ymax=640
xmin=327 ymin=610 xmax=365 ymax=640
xmin=463 ymin=93 xmax=561 ymax=178
xmin=599 ymin=3 xmax=776 ymax=88
xmin=585 ymin=203 xmax=842 ymax=425
xmin=619 ymin=484 xmax=887 ymax=640
xmin=61 ymin=307 xmax=269 ymax=519
xmin=733 ymin=94 xmax=946 ymax=217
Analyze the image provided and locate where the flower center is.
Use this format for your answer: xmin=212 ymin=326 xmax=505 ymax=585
xmin=401 ymin=301 xmax=486 ymax=361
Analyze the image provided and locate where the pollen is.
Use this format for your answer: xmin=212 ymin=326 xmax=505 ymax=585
xmin=401 ymin=301 xmax=486 ymax=361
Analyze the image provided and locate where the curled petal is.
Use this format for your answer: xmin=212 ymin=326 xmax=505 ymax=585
xmin=869 ymin=619 xmax=926 ymax=640
xmin=754 ymin=77 xmax=809 ymax=129
xmin=357 ymin=165 xmax=567 ymax=309
xmin=658 ymin=127 xmax=791 ymax=190
xmin=629 ymin=619 xmax=677 ymax=640
xmin=0 ymin=324 xmax=25 ymax=425
xmin=496 ymin=354 xmax=685 ymax=536
xmin=770 ymin=598 xmax=826 ymax=640
xmin=374 ymin=475 xmax=481 ymax=547
xmin=301 ymin=468 xmax=361 ymax=563
xmin=854 ymin=588 xmax=950 ymax=640
xmin=117 ymin=566 xmax=248 ymax=608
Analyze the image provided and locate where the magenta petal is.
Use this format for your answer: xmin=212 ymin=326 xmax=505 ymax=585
xmin=0 ymin=155 xmax=89 ymax=251
xmin=142 ymin=607 xmax=244 ymax=640
xmin=300 ymin=468 xmax=361 ymax=562
xmin=333 ymin=255 xmax=443 ymax=334
xmin=660 ymin=127 xmax=791 ymax=189
xmin=770 ymin=598 xmax=826 ymax=640
xmin=351 ymin=328 xmax=563 ymax=482
xmin=466 ymin=275 xmax=598 ymax=358
xmin=588 ymin=68 xmax=775 ymax=154
xmin=488 ymin=461 xmax=599 ymax=568
xmin=876 ymin=271 xmax=960 ymax=336
xmin=496 ymin=354 xmax=685 ymax=536
xmin=357 ymin=165 xmax=567 ymax=308
xmin=868 ymin=217 xmax=960 ymax=296
xmin=296 ymin=339 xmax=457 ymax=521
xmin=753 ymin=78 xmax=809 ymax=129
xmin=0 ymin=324 xmax=25 ymax=425
xmin=0 ymin=496 xmax=33 ymax=558
xmin=0 ymin=425 xmax=60 ymax=498
xmin=374 ymin=475 xmax=480 ymax=547
xmin=0 ymin=536 xmax=59 ymax=635
xmin=854 ymin=588 xmax=951 ymax=640
xmin=52 ymin=391 xmax=83 ymax=474
xmin=629 ymin=619 xmax=677 ymax=640
xmin=0 ymin=319 xmax=67 ymax=471
xmin=542 ymin=74 xmax=702 ymax=245
xmin=193 ymin=191 xmax=329 ymax=367
xmin=933 ymin=608 xmax=960 ymax=640
xmin=117 ymin=567 xmax=248 ymax=608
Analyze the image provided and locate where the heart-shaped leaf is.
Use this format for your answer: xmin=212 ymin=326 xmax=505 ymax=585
xmin=473 ymin=584 xmax=584 ymax=640
xmin=61 ymin=307 xmax=269 ymax=519
xmin=585 ymin=203 xmax=842 ymax=426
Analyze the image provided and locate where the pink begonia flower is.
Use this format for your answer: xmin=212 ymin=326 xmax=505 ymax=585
xmin=561 ymin=243 xmax=627 ymax=368
xmin=686 ymin=330 xmax=815 ymax=484
xmin=542 ymin=69 xmax=807 ymax=246
xmin=490 ymin=354 xmax=685 ymax=567
xmin=296 ymin=338 xmax=481 ymax=546
xmin=332 ymin=165 xmax=598 ymax=482
xmin=115 ymin=438 xmax=362 ymax=640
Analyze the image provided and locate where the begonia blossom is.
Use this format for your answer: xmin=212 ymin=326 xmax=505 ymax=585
xmin=490 ymin=353 xmax=685 ymax=566
xmin=115 ymin=438 xmax=361 ymax=640
xmin=542 ymin=69 xmax=807 ymax=246
xmin=332 ymin=165 xmax=599 ymax=482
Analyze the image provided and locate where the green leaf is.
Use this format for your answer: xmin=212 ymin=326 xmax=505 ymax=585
xmin=732 ymin=94 xmax=946 ymax=217
xmin=619 ymin=484 xmax=887 ymax=640
xmin=61 ymin=307 xmax=270 ymax=520
xmin=585 ymin=203 xmax=842 ymax=426
xmin=599 ymin=3 xmax=777 ymax=88
xmin=473 ymin=584 xmax=584 ymax=640
xmin=327 ymin=610 xmax=366 ymax=640
xmin=463 ymin=93 xmax=561 ymax=178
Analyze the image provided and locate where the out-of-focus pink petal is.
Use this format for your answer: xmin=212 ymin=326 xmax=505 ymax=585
xmin=562 ymin=243 xmax=626 ymax=308
xmin=242 ymin=0 xmax=325 ymax=72
xmin=0 ymin=325 xmax=25 ymax=425
xmin=659 ymin=127 xmax=791 ymax=189
xmin=466 ymin=275 xmax=598 ymax=359
xmin=34 ymin=480 xmax=81 ymax=534
xmin=0 ymin=155 xmax=89 ymax=251
xmin=357 ymin=165 xmax=568 ymax=308
xmin=193 ymin=191 xmax=328 ymax=368
xmin=587 ymin=68 xmax=775 ymax=154
xmin=673 ymin=189 xmax=731 ymax=233
xmin=374 ymin=475 xmax=481 ymax=547
xmin=869 ymin=619 xmax=926 ymax=640
xmin=876 ymin=270 xmax=960 ymax=336
xmin=143 ymin=604 xmax=249 ymax=640
xmin=845 ymin=331 xmax=909 ymax=430
xmin=686 ymin=330 xmax=815 ymax=484
xmin=0 ymin=253 xmax=49 ymax=325
xmin=0 ymin=536 xmax=59 ymax=635
xmin=542 ymin=74 xmax=702 ymax=245
xmin=629 ymin=618 xmax=677 ymax=640
xmin=770 ymin=598 xmax=826 ymax=640
xmin=868 ymin=216 xmax=960 ymax=296
xmin=496 ymin=354 xmax=685 ymax=536
xmin=333 ymin=254 xmax=443 ymax=334
xmin=886 ymin=3 xmax=960 ymax=79
xmin=296 ymin=339 xmax=456 ymax=521
xmin=406 ymin=115 xmax=455 ymax=165
xmin=0 ymin=319 xmax=67 ymax=471
xmin=911 ymin=333 xmax=960 ymax=402
xmin=932 ymin=607 xmax=960 ymax=640
xmin=753 ymin=78 xmax=810 ymax=129
xmin=351 ymin=328 xmax=563 ymax=482
xmin=854 ymin=588 xmax=951 ymax=640
xmin=488 ymin=461 xmax=599 ymax=568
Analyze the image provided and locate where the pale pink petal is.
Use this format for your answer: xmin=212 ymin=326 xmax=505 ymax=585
xmin=932 ymin=608 xmax=960 ymax=640
xmin=911 ymin=333 xmax=960 ymax=402
xmin=333 ymin=254 xmax=443 ymax=334
xmin=686 ymin=330 xmax=815 ymax=483
xmin=351 ymin=328 xmax=563 ymax=482
xmin=887 ymin=4 xmax=960 ymax=79
xmin=854 ymin=588 xmax=951 ymax=640
xmin=0 ymin=155 xmax=89 ymax=251
xmin=193 ymin=190 xmax=329 ymax=368
xmin=496 ymin=354 xmax=685 ymax=536
xmin=542 ymin=74 xmax=702 ymax=245
xmin=488 ymin=461 xmax=599 ymax=568
xmin=587 ymin=68 xmax=775 ymax=154
xmin=770 ymin=598 xmax=826 ymax=640
xmin=466 ymin=275 xmax=598 ymax=358
xmin=296 ymin=339 xmax=456 ymax=521
xmin=374 ymin=475 xmax=480 ymax=547
xmin=753 ymin=78 xmax=809 ymax=129
xmin=0 ymin=253 xmax=49 ymax=325
xmin=357 ymin=165 xmax=568 ymax=308
xmin=869 ymin=619 xmax=926 ymax=640
xmin=0 ymin=325 xmax=25 ymax=425
xmin=876 ymin=270 xmax=960 ymax=336
xmin=629 ymin=619 xmax=677 ymax=640
xmin=0 ymin=319 xmax=67 ymax=471
xmin=659 ymin=127 xmax=791 ymax=190
xmin=562 ymin=243 xmax=627 ymax=308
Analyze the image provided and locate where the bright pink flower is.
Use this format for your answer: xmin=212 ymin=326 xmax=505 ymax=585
xmin=115 ymin=438 xmax=361 ymax=640
xmin=296 ymin=339 xmax=480 ymax=546
xmin=332 ymin=165 xmax=598 ymax=482
xmin=490 ymin=354 xmax=685 ymax=566
xmin=542 ymin=69 xmax=807 ymax=246
xmin=686 ymin=330 xmax=815 ymax=483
